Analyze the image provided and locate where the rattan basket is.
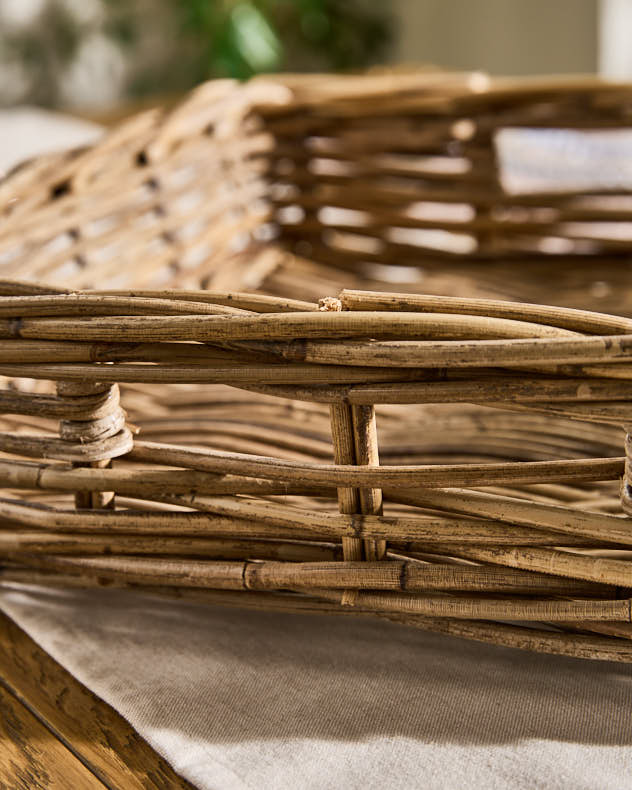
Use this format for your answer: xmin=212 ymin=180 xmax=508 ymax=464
xmin=2 ymin=71 xmax=632 ymax=310
xmin=1 ymin=283 xmax=632 ymax=661
xmin=2 ymin=71 xmax=632 ymax=661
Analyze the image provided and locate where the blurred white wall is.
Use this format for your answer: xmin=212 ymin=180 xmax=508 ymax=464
xmin=599 ymin=0 xmax=632 ymax=78
xmin=392 ymin=0 xmax=598 ymax=75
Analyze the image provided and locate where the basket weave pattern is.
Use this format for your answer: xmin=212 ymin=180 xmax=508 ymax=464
xmin=3 ymin=73 xmax=632 ymax=311
xmin=3 ymin=72 xmax=632 ymax=660
xmin=1 ymin=284 xmax=632 ymax=661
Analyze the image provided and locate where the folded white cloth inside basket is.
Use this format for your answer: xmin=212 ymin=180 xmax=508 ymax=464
xmin=0 ymin=106 xmax=101 ymax=177
xmin=1 ymin=583 xmax=632 ymax=790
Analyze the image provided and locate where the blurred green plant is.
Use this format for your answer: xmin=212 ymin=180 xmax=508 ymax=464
xmin=0 ymin=0 xmax=392 ymax=107
xmin=176 ymin=0 xmax=392 ymax=81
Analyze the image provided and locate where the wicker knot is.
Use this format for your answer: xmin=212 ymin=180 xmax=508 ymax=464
xmin=56 ymin=381 xmax=133 ymax=463
xmin=623 ymin=427 xmax=632 ymax=516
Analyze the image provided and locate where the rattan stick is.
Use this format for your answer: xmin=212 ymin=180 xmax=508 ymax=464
xmin=0 ymin=339 xmax=282 ymax=365
xmin=326 ymin=377 xmax=632 ymax=406
xmin=3 ymin=569 xmax=632 ymax=662
xmin=383 ymin=613 xmax=632 ymax=663
xmin=126 ymin=441 xmax=624 ymax=489
xmin=0 ymin=428 xmax=134 ymax=462
xmin=266 ymin=335 xmax=632 ymax=369
xmin=338 ymin=290 xmax=632 ymax=334
xmin=90 ymin=289 xmax=318 ymax=313
xmin=556 ymin=621 xmax=632 ymax=640
xmin=0 ymin=554 xmax=616 ymax=596
xmin=2 ymin=310 xmax=577 ymax=342
xmin=0 ymin=498 xmax=333 ymax=541
xmin=56 ymin=381 xmax=116 ymax=510
xmin=139 ymin=495 xmax=622 ymax=547
xmin=0 ymin=458 xmax=329 ymax=498
xmin=0 ymin=384 xmax=121 ymax=419
xmin=0 ymin=362 xmax=431 ymax=385
xmin=3 ymin=495 xmax=613 ymax=549
xmin=384 ymin=487 xmax=632 ymax=545
xmin=7 ymin=554 xmax=629 ymax=622
xmin=416 ymin=545 xmax=632 ymax=588
xmin=0 ymin=294 xmax=251 ymax=317
xmin=329 ymin=403 xmax=363 ymax=563
xmin=320 ymin=590 xmax=631 ymax=622
xmin=0 ymin=534 xmax=341 ymax=562
xmin=352 ymin=405 xmax=386 ymax=561
xmin=246 ymin=561 xmax=616 ymax=596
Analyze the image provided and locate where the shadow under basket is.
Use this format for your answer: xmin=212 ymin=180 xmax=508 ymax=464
xmin=1 ymin=284 xmax=632 ymax=662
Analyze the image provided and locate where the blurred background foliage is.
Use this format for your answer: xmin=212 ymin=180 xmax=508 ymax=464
xmin=0 ymin=0 xmax=392 ymax=109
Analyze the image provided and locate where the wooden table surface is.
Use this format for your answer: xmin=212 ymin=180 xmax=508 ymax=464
xmin=0 ymin=611 xmax=194 ymax=789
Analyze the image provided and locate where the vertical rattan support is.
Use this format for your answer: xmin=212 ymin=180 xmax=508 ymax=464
xmin=56 ymin=381 xmax=123 ymax=510
xmin=351 ymin=404 xmax=386 ymax=561
xmin=321 ymin=294 xmax=386 ymax=564
xmin=324 ymin=298 xmax=367 ymax=605
xmin=329 ymin=402 xmax=363 ymax=563
xmin=329 ymin=401 xmax=387 ymax=606
xmin=471 ymin=128 xmax=501 ymax=257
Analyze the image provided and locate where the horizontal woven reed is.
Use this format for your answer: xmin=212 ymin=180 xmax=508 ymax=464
xmin=1 ymin=71 xmax=632 ymax=314
xmin=1 ymin=284 xmax=632 ymax=661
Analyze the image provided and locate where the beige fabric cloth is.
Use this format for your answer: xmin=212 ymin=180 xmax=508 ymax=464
xmin=1 ymin=583 xmax=631 ymax=790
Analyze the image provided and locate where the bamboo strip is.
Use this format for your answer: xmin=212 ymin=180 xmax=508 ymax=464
xmin=1 ymin=495 xmax=607 ymax=546
xmin=0 ymin=311 xmax=582 ymax=345
xmin=0 ymin=532 xmax=340 ymax=561
xmin=311 ymin=377 xmax=632 ymax=406
xmin=0 ymin=387 xmax=121 ymax=420
xmin=0 ymin=429 xmax=133 ymax=462
xmin=352 ymin=405 xmax=386 ymax=561
xmin=338 ymin=290 xmax=632 ymax=334
xmin=127 ymin=441 xmax=624 ymax=489
xmin=0 ymin=361 xmax=439 ymax=385
xmin=6 ymin=554 xmax=628 ymax=622
xmin=0 ymin=554 xmax=615 ymax=595
xmin=0 ymin=458 xmax=330 ymax=498
xmin=405 ymin=544 xmax=632 ymax=588
xmin=384 ymin=487 xmax=632 ymax=545
xmin=268 ymin=335 xmax=632 ymax=369
xmin=329 ymin=403 xmax=363 ymax=563
xmin=7 ymin=568 xmax=632 ymax=661
xmin=57 ymin=381 xmax=121 ymax=509
xmin=149 ymin=495 xmax=632 ymax=547
xmin=0 ymin=294 xmax=251 ymax=317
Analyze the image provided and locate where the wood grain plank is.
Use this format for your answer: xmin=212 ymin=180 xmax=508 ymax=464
xmin=0 ymin=611 xmax=194 ymax=790
xmin=0 ymin=684 xmax=105 ymax=790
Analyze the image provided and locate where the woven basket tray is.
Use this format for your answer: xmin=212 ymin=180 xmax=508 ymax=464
xmin=2 ymin=71 xmax=632 ymax=661
xmin=1 ymin=283 xmax=632 ymax=661
xmin=1 ymin=71 xmax=632 ymax=311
